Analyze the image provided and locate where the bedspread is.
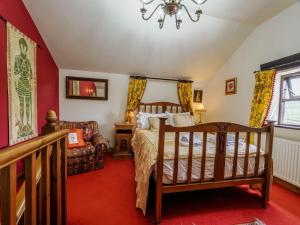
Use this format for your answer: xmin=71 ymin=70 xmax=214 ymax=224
xmin=131 ymin=129 xmax=264 ymax=215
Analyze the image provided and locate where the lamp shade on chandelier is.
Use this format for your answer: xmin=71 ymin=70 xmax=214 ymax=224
xmin=140 ymin=0 xmax=207 ymax=29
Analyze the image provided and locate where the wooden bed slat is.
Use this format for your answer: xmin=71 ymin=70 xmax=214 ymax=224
xmin=232 ymin=132 xmax=239 ymax=179
xmin=173 ymin=132 xmax=180 ymax=185
xmin=138 ymin=102 xmax=182 ymax=115
xmin=200 ymin=132 xmax=207 ymax=183
xmin=254 ymin=132 xmax=261 ymax=178
xmin=187 ymin=132 xmax=194 ymax=184
xmin=244 ymin=132 xmax=251 ymax=178
xmin=214 ymin=132 xmax=227 ymax=181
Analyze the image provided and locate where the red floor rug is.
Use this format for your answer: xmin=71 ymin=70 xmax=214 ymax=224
xmin=67 ymin=154 xmax=300 ymax=225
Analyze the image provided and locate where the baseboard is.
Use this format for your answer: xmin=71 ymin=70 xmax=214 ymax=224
xmin=273 ymin=176 xmax=300 ymax=194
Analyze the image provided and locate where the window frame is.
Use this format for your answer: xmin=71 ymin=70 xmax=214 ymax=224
xmin=278 ymin=72 xmax=300 ymax=128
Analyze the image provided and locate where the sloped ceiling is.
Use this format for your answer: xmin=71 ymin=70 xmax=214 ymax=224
xmin=23 ymin=0 xmax=296 ymax=81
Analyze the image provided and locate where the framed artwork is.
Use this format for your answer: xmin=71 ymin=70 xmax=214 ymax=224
xmin=66 ymin=76 xmax=108 ymax=100
xmin=225 ymin=78 xmax=237 ymax=95
xmin=193 ymin=90 xmax=203 ymax=103
xmin=7 ymin=22 xmax=38 ymax=145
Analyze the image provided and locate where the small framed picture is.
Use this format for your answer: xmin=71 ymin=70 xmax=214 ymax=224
xmin=193 ymin=90 xmax=203 ymax=103
xmin=225 ymin=78 xmax=237 ymax=95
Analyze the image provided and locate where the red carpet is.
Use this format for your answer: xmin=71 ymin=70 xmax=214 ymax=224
xmin=67 ymin=154 xmax=300 ymax=225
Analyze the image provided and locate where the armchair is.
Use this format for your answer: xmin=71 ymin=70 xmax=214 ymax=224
xmin=59 ymin=121 xmax=109 ymax=176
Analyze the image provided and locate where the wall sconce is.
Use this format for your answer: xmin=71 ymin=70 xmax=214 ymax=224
xmin=194 ymin=103 xmax=206 ymax=123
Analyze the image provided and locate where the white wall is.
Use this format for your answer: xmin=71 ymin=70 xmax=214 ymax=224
xmin=206 ymin=2 xmax=300 ymax=141
xmin=59 ymin=69 xmax=187 ymax=145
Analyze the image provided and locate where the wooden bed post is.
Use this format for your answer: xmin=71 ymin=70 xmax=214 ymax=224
xmin=155 ymin=117 xmax=167 ymax=224
xmin=262 ymin=121 xmax=274 ymax=208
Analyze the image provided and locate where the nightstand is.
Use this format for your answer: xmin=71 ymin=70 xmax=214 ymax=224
xmin=114 ymin=122 xmax=135 ymax=159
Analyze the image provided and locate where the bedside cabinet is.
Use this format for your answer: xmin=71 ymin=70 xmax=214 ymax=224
xmin=114 ymin=122 xmax=135 ymax=159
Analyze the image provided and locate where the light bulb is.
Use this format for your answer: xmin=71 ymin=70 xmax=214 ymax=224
xmin=159 ymin=9 xmax=164 ymax=19
xmin=177 ymin=9 xmax=182 ymax=19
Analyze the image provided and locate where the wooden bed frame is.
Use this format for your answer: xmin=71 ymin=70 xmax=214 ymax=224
xmin=138 ymin=102 xmax=274 ymax=224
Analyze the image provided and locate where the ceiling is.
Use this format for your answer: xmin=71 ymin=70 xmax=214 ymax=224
xmin=23 ymin=0 xmax=296 ymax=81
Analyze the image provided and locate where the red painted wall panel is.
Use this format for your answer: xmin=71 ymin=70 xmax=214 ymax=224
xmin=0 ymin=0 xmax=59 ymax=148
xmin=0 ymin=22 xmax=8 ymax=149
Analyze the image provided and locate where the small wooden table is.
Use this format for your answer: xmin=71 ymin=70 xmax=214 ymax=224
xmin=114 ymin=122 xmax=135 ymax=159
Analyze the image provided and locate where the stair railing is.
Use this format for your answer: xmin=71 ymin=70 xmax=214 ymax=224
xmin=0 ymin=110 xmax=68 ymax=225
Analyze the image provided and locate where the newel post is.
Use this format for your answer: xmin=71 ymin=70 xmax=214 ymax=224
xmin=42 ymin=110 xmax=60 ymax=135
xmin=41 ymin=110 xmax=67 ymax=225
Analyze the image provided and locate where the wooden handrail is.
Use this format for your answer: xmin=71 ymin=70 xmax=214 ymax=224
xmin=0 ymin=130 xmax=68 ymax=170
xmin=0 ymin=110 xmax=68 ymax=225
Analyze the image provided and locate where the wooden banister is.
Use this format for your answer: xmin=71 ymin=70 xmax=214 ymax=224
xmin=0 ymin=110 xmax=68 ymax=225
xmin=0 ymin=130 xmax=68 ymax=170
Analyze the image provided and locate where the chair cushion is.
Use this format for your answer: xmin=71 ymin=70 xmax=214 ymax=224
xmin=67 ymin=142 xmax=96 ymax=166
xmin=67 ymin=142 xmax=95 ymax=158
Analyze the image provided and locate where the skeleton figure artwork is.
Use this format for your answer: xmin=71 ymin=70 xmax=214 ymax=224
xmin=7 ymin=23 xmax=37 ymax=145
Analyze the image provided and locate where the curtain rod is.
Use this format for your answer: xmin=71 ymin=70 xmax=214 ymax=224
xmin=253 ymin=62 xmax=300 ymax=74
xmin=253 ymin=67 xmax=280 ymax=74
xmin=253 ymin=69 xmax=270 ymax=74
xmin=130 ymin=75 xmax=193 ymax=83
xmin=255 ymin=53 xmax=300 ymax=74
xmin=0 ymin=15 xmax=43 ymax=50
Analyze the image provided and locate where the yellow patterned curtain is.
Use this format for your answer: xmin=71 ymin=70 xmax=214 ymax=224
xmin=249 ymin=69 xmax=276 ymax=143
xmin=126 ymin=78 xmax=147 ymax=113
xmin=178 ymin=81 xmax=193 ymax=112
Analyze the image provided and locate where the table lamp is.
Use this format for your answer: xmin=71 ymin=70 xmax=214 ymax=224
xmin=127 ymin=110 xmax=134 ymax=124
xmin=194 ymin=103 xmax=206 ymax=123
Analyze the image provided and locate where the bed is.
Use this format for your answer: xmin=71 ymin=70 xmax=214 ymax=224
xmin=132 ymin=102 xmax=274 ymax=224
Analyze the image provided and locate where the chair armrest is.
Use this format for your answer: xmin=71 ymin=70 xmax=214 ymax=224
xmin=93 ymin=133 xmax=109 ymax=151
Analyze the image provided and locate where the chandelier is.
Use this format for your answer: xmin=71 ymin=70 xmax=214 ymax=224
xmin=140 ymin=0 xmax=207 ymax=29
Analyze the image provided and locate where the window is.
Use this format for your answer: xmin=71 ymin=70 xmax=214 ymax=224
xmin=279 ymin=73 xmax=300 ymax=126
xmin=268 ymin=67 xmax=300 ymax=128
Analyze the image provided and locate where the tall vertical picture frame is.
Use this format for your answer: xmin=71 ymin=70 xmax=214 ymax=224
xmin=7 ymin=22 xmax=38 ymax=145
xmin=193 ymin=90 xmax=203 ymax=103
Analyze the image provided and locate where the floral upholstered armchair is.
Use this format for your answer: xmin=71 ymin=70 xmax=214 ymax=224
xmin=59 ymin=121 xmax=109 ymax=176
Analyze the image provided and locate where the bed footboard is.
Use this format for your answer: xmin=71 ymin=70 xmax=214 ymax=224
xmin=155 ymin=118 xmax=274 ymax=224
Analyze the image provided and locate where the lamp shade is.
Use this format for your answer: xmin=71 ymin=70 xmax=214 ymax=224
xmin=195 ymin=103 xmax=205 ymax=111
xmin=128 ymin=111 xmax=134 ymax=118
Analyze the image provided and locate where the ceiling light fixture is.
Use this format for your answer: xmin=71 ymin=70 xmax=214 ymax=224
xmin=140 ymin=0 xmax=207 ymax=29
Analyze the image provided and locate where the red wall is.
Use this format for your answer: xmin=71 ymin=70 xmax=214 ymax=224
xmin=0 ymin=0 xmax=59 ymax=148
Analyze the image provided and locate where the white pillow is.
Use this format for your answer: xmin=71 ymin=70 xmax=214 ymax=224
xmin=137 ymin=112 xmax=166 ymax=130
xmin=148 ymin=117 xmax=160 ymax=131
xmin=173 ymin=113 xmax=195 ymax=127
xmin=165 ymin=111 xmax=191 ymax=126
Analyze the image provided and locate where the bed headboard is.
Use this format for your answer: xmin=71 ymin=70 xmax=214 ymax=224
xmin=138 ymin=102 xmax=183 ymax=113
